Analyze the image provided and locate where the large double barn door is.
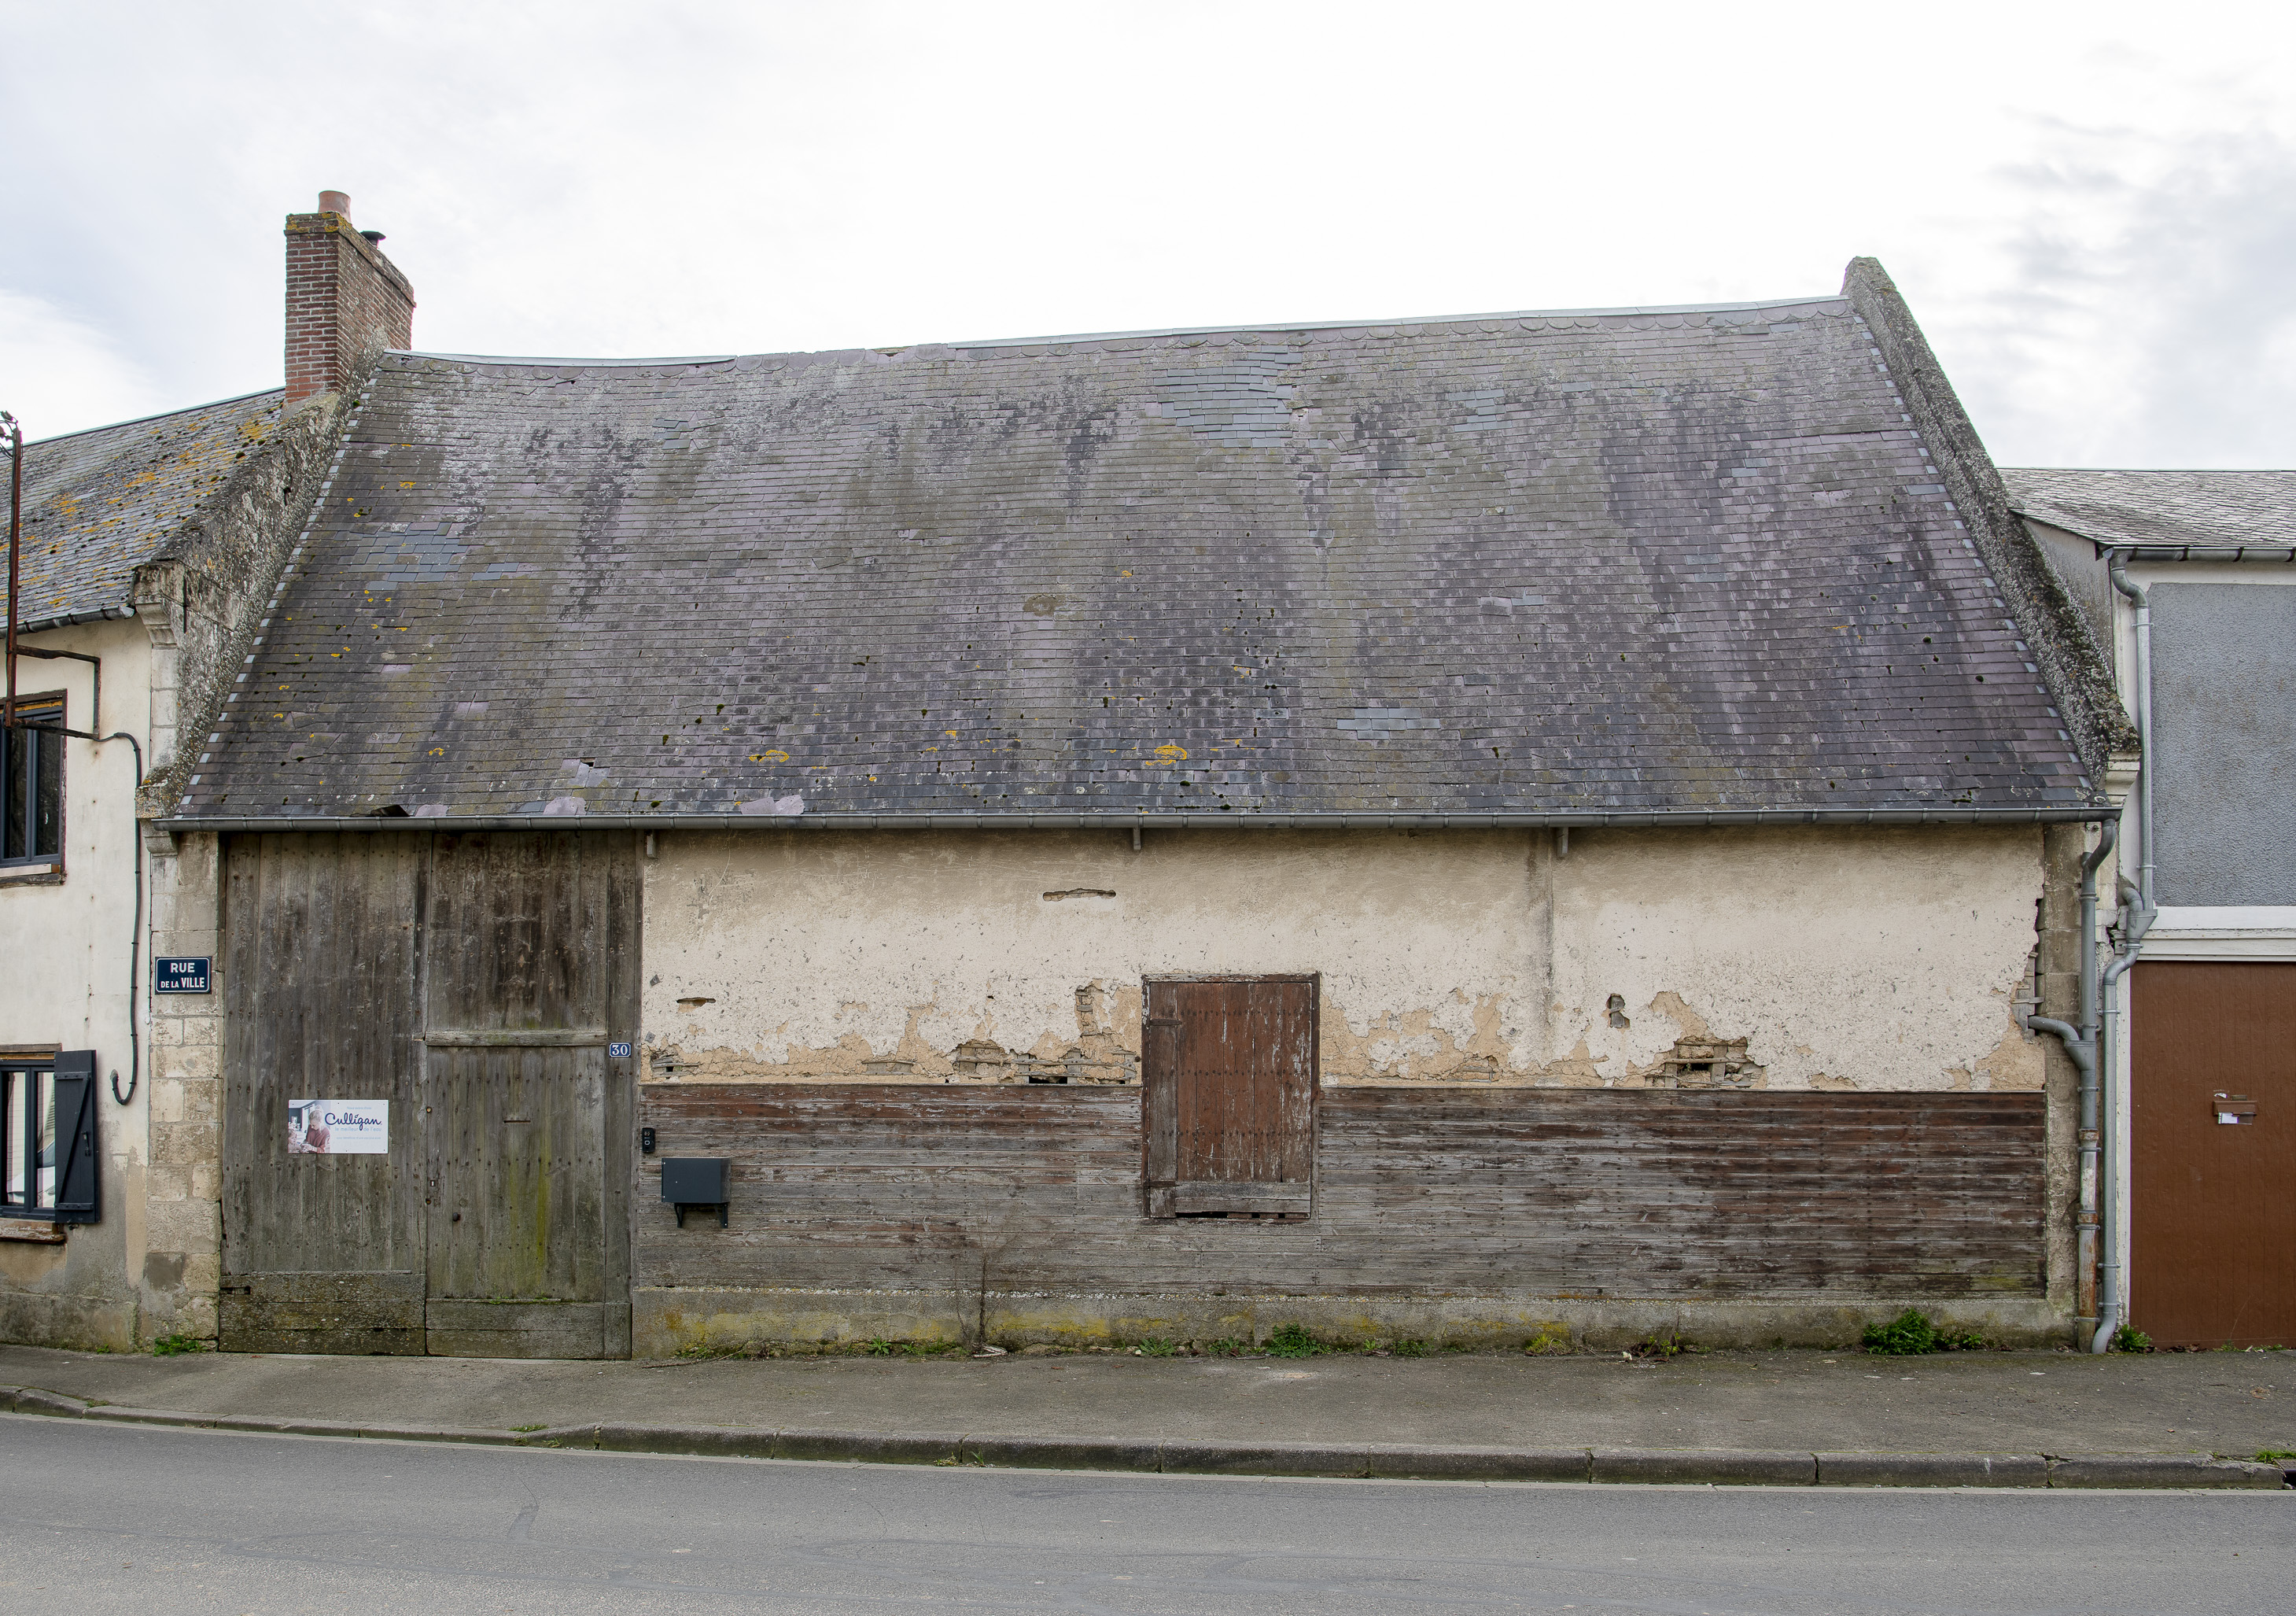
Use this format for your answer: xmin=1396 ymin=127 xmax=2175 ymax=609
xmin=221 ymin=831 xmax=636 ymax=1357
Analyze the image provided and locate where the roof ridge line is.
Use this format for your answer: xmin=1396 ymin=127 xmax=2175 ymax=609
xmin=388 ymin=292 xmax=1847 ymax=371
xmin=24 ymin=386 xmax=284 ymax=447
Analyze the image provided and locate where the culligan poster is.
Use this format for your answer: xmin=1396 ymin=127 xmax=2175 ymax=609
xmin=288 ymin=1099 xmax=389 ymax=1154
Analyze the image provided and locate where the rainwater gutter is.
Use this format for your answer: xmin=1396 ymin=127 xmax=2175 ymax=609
xmin=160 ymin=806 xmax=2114 ymax=835
xmin=2089 ymin=550 xmax=2160 ymax=1354
xmin=2024 ymin=817 xmax=2114 ymax=1343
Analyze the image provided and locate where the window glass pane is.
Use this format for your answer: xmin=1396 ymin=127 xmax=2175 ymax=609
xmin=3 ymin=1073 xmax=26 ymax=1205
xmin=33 ymin=726 xmax=61 ymax=858
xmin=33 ymin=1076 xmax=55 ymax=1208
xmin=3 ymin=726 xmax=24 ymax=859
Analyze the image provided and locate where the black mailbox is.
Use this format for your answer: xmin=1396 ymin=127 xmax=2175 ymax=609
xmin=661 ymin=1157 xmax=731 ymax=1227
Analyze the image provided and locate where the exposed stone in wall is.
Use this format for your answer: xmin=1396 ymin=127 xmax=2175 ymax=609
xmin=135 ymin=389 xmax=352 ymax=815
xmin=139 ymin=830 xmax=223 ymax=1343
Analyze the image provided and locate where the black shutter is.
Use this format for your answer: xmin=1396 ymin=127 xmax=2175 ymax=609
xmin=51 ymin=1051 xmax=100 ymax=1223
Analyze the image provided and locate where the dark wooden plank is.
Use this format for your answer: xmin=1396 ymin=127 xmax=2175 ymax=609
xmin=222 ymin=833 xmax=422 ymax=1284
xmin=218 ymin=1271 xmax=425 ymax=1355
xmin=420 ymin=832 xmax=633 ymax=1356
xmin=632 ymin=1083 xmax=2046 ymax=1300
xmin=1171 ymin=1181 xmax=1314 ymax=1215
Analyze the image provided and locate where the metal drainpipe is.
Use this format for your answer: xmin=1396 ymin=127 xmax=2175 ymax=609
xmin=4 ymin=411 xmax=20 ymax=729
xmin=2091 ymin=551 xmax=2158 ymax=1353
xmin=2025 ymin=817 xmax=2114 ymax=1341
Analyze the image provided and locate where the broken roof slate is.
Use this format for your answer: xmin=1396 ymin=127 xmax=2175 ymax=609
xmin=2004 ymin=468 xmax=2296 ymax=551
xmin=181 ymin=298 xmax=2094 ymax=821
xmin=12 ymin=390 xmax=287 ymax=629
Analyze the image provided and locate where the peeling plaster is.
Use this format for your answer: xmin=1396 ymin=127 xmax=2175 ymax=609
xmin=640 ymin=826 xmax=2050 ymax=1095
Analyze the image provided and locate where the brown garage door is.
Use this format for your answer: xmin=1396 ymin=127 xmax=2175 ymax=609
xmin=2129 ymin=961 xmax=2296 ymax=1348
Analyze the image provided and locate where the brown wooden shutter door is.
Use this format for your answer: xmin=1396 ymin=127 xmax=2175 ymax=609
xmin=1142 ymin=977 xmax=1316 ymax=1218
xmin=2128 ymin=961 xmax=2296 ymax=1348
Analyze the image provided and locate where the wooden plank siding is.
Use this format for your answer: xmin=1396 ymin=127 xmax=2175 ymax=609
xmin=220 ymin=832 xmax=427 ymax=1352
xmin=637 ymin=1086 xmax=2045 ymax=1300
xmin=220 ymin=829 xmax=638 ymax=1358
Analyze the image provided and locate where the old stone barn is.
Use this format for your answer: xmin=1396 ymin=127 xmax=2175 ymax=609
xmin=163 ymin=257 xmax=2125 ymax=1357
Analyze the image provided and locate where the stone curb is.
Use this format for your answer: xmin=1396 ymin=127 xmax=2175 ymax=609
xmin=1 ymin=1385 xmax=2284 ymax=1489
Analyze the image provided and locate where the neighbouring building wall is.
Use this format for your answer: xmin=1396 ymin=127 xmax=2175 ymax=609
xmin=2145 ymin=579 xmax=2296 ymax=906
xmin=0 ymin=618 xmax=152 ymax=1347
xmin=636 ymin=825 xmax=2077 ymax=1353
xmin=0 ymin=386 xmax=353 ymax=1352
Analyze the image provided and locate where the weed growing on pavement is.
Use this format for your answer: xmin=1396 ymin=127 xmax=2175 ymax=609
xmin=2256 ymin=1448 xmax=2294 ymax=1463
xmin=864 ymin=1337 xmax=895 ymax=1356
xmin=1136 ymin=1337 xmax=1177 ymax=1356
xmin=1206 ymin=1337 xmax=1251 ymax=1356
xmin=2110 ymin=1324 xmax=2154 ymax=1352
xmin=1632 ymin=1328 xmax=1690 ymax=1360
xmin=1390 ymin=1338 xmax=1430 ymax=1357
xmin=510 ymin=1423 xmax=547 ymax=1433
xmin=1861 ymin=1309 xmax=1987 ymax=1355
xmin=1266 ymin=1324 xmax=1324 ymax=1358
xmin=150 ymin=1334 xmax=204 ymax=1356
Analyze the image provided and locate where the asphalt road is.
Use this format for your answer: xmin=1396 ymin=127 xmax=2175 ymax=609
xmin=0 ymin=1414 xmax=2285 ymax=1614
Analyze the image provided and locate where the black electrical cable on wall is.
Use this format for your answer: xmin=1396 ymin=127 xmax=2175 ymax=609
xmin=46 ymin=720 xmax=145 ymax=1104
xmin=108 ymin=729 xmax=143 ymax=1105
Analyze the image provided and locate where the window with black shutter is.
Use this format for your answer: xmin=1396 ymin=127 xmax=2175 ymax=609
xmin=1141 ymin=976 xmax=1316 ymax=1219
xmin=2 ymin=695 xmax=66 ymax=867
xmin=1 ymin=1050 xmax=100 ymax=1223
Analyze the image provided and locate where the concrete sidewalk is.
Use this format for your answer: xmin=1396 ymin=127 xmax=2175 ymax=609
xmin=2 ymin=1343 xmax=2290 ymax=1489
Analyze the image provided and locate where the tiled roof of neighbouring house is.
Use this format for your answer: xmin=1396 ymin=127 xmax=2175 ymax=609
xmin=11 ymin=391 xmax=287 ymax=629
xmin=2004 ymin=467 xmax=2296 ymax=552
xmin=177 ymin=286 xmax=2097 ymax=821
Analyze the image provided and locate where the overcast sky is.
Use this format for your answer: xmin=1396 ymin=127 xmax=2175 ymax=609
xmin=4 ymin=2 xmax=2291 ymax=467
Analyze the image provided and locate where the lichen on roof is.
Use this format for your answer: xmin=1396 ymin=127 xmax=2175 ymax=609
xmin=182 ymin=300 xmax=2095 ymax=821
xmin=13 ymin=389 xmax=286 ymax=628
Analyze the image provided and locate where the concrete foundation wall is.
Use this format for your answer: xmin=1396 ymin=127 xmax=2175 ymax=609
xmin=633 ymin=1286 xmax=2073 ymax=1357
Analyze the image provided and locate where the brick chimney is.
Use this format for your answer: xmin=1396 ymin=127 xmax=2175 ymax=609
xmin=284 ymin=191 xmax=415 ymax=404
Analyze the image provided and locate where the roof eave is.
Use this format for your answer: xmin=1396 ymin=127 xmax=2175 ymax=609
xmin=160 ymin=805 xmax=2116 ymax=834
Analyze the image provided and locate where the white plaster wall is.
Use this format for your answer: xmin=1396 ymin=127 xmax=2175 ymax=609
xmin=1549 ymin=826 xmax=2048 ymax=1090
xmin=643 ymin=829 xmax=1539 ymax=1083
xmin=641 ymin=824 xmax=2049 ymax=1094
xmin=0 ymin=617 xmax=153 ymax=1344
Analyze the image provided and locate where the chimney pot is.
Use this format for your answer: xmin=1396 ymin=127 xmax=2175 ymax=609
xmin=318 ymin=190 xmax=351 ymax=217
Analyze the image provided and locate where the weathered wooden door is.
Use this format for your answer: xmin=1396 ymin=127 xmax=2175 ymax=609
xmin=2129 ymin=961 xmax=2296 ymax=1348
xmin=221 ymin=833 xmax=428 ymax=1352
xmin=222 ymin=830 xmax=636 ymax=1357
xmin=1142 ymin=976 xmax=1317 ymax=1218
xmin=421 ymin=833 xmax=636 ymax=1357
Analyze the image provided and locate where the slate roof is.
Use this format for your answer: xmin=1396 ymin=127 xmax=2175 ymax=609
xmin=2003 ymin=468 xmax=2296 ymax=552
xmin=179 ymin=295 xmax=2097 ymax=823
xmin=11 ymin=391 xmax=287 ymax=630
